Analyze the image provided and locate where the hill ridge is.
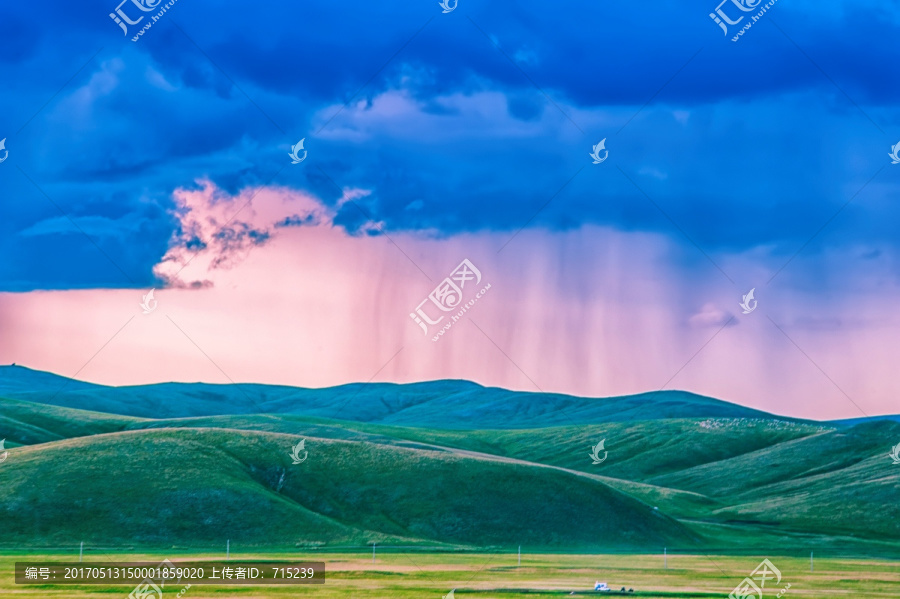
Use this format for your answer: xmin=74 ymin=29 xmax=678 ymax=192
xmin=0 ymin=365 xmax=786 ymax=428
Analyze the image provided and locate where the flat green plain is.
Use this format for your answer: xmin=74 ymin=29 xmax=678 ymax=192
xmin=2 ymin=552 xmax=898 ymax=598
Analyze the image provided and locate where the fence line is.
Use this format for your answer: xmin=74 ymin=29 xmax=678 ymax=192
xmin=1 ymin=544 xmax=897 ymax=561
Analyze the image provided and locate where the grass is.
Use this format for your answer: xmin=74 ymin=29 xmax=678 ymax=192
xmin=1 ymin=552 xmax=898 ymax=597
xmin=3 ymin=372 xmax=899 ymax=595
xmin=3 ymin=399 xmax=900 ymax=552
xmin=0 ymin=427 xmax=693 ymax=549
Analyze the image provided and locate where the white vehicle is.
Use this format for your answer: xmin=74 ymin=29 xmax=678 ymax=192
xmin=594 ymin=581 xmax=610 ymax=591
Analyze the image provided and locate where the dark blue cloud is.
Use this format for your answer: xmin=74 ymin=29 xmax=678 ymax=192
xmin=0 ymin=0 xmax=899 ymax=290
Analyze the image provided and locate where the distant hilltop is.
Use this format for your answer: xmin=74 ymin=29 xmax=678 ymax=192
xmin=0 ymin=364 xmax=817 ymax=427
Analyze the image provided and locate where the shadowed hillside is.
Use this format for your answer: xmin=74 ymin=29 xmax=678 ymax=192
xmin=0 ymin=365 xmax=787 ymax=427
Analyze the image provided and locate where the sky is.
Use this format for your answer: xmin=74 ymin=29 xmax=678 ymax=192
xmin=1 ymin=0 xmax=899 ymax=419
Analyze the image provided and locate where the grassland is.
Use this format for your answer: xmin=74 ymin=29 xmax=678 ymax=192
xmin=4 ymin=404 xmax=899 ymax=552
xmin=0 ymin=427 xmax=695 ymax=549
xmin=2 ymin=366 xmax=900 ymax=596
xmin=2 ymin=552 xmax=899 ymax=597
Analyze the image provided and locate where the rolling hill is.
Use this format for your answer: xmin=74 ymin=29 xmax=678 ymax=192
xmin=0 ymin=427 xmax=696 ymax=550
xmin=1 ymin=366 xmax=899 ymax=554
xmin=0 ymin=365 xmax=786 ymax=427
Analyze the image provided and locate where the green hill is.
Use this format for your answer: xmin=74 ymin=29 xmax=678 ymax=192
xmin=0 ymin=396 xmax=140 ymax=446
xmin=0 ymin=365 xmax=785 ymax=427
xmin=126 ymin=414 xmax=828 ymax=481
xmin=652 ymin=420 xmax=900 ymax=540
xmin=2 ymin=371 xmax=899 ymax=555
xmin=0 ymin=428 xmax=696 ymax=550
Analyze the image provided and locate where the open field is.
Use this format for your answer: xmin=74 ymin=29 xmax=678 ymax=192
xmin=2 ymin=552 xmax=899 ymax=598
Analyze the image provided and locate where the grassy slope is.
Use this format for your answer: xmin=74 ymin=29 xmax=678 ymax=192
xmin=0 ymin=428 xmax=696 ymax=550
xmin=2 ymin=394 xmax=898 ymax=552
xmin=210 ymin=415 xmax=900 ymax=549
xmin=0 ymin=396 xmax=141 ymax=446
xmin=653 ymin=420 xmax=900 ymax=540
xmin=125 ymin=414 xmax=828 ymax=481
xmin=127 ymin=415 xmax=900 ymax=548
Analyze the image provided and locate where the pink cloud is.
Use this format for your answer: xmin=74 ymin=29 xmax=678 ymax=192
xmin=688 ymin=303 xmax=736 ymax=328
xmin=152 ymin=179 xmax=334 ymax=288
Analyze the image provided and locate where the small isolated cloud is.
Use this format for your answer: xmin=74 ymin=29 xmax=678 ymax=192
xmin=275 ymin=214 xmax=319 ymax=228
xmin=688 ymin=303 xmax=737 ymax=328
xmin=152 ymin=180 xmax=332 ymax=288
xmin=19 ymin=213 xmax=147 ymax=238
xmin=335 ymin=187 xmax=373 ymax=209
